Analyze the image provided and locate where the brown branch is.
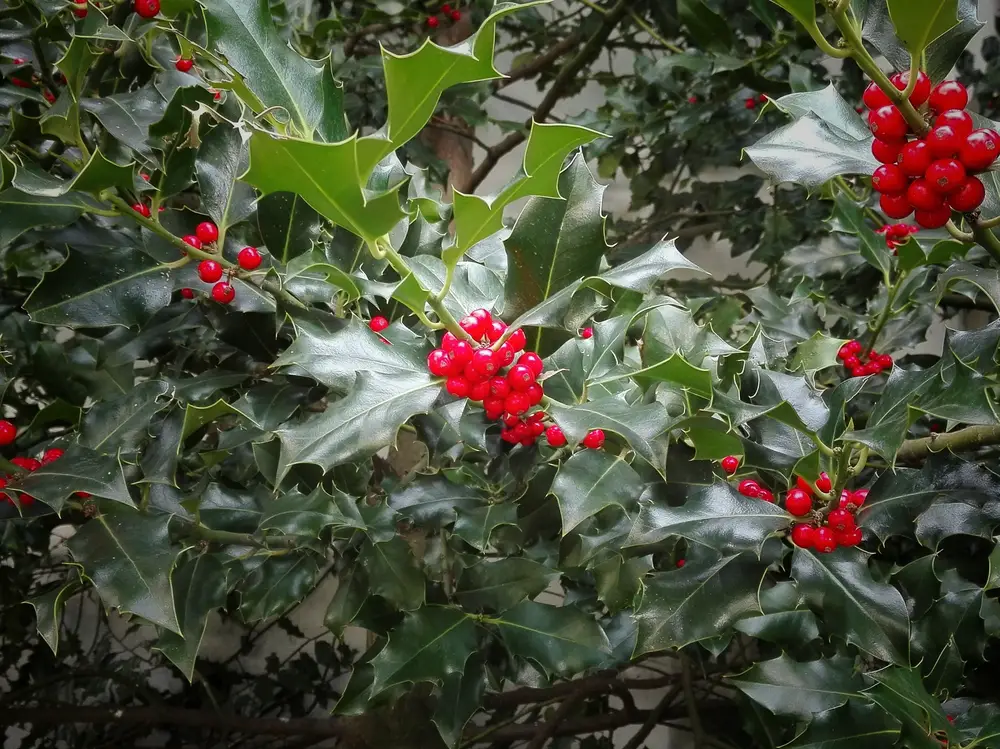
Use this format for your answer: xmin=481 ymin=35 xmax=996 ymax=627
xmin=484 ymin=673 xmax=675 ymax=709
xmin=468 ymin=0 xmax=631 ymax=191
xmin=620 ymin=685 xmax=682 ymax=749
xmin=681 ymin=657 xmax=705 ymax=748
xmin=896 ymin=425 xmax=1000 ymax=463
xmin=524 ymin=691 xmax=587 ymax=749
xmin=499 ymin=33 xmax=583 ymax=87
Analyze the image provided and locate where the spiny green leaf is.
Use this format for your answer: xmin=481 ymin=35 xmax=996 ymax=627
xmin=550 ymin=450 xmax=644 ymax=534
xmin=728 ymin=654 xmax=863 ymax=719
xmin=239 ymin=553 xmax=321 ymax=621
xmin=12 ymin=444 xmax=134 ymax=512
xmin=27 ymin=579 xmax=82 ymax=655
xmin=359 ymin=536 xmax=425 ymax=611
xmin=887 ymin=0 xmax=958 ymax=55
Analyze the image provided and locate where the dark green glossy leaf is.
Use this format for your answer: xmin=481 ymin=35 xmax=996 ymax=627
xmin=550 ymin=450 xmax=644 ymax=534
xmin=389 ymin=475 xmax=486 ymax=528
xmin=80 ymin=89 xmax=164 ymax=158
xmin=678 ymin=0 xmax=733 ymax=51
xmin=80 ymin=380 xmax=172 ymax=453
xmin=156 ymin=553 xmax=228 ymax=680
xmin=786 ymin=700 xmax=902 ymax=748
xmin=258 ymin=485 xmax=359 ymax=537
xmin=196 ymin=122 xmax=255 ymax=233
xmin=491 ymin=600 xmax=609 ymax=678
xmin=728 ymin=654 xmax=863 ymax=719
xmin=456 ymin=558 xmax=559 ymax=613
xmin=734 ymin=609 xmax=820 ymax=645
xmin=0 ymin=189 xmax=99 ymax=249
xmin=453 ymin=502 xmax=519 ymax=551
xmin=257 ymin=192 xmax=324 ymax=264
xmin=27 ymin=579 xmax=81 ymax=655
xmin=887 ymin=0 xmax=958 ymax=55
xmin=239 ymin=552 xmax=320 ymax=621
xmin=13 ymin=444 xmax=133 ymax=512
xmin=867 ymin=666 xmax=956 ymax=746
xmin=433 ymin=656 xmax=486 ymax=749
xmin=593 ymin=554 xmax=649 ymax=614
xmin=359 ymin=536 xmax=425 ymax=611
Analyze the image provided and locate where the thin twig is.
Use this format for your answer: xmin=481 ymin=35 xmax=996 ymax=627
xmin=621 ymin=685 xmax=683 ymax=749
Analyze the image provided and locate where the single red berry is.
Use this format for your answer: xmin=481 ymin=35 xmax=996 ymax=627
xmin=11 ymin=457 xmax=41 ymax=472
xmin=428 ymin=349 xmax=454 ymax=377
xmin=815 ymin=472 xmax=832 ymax=493
xmin=212 ymin=89 xmax=222 ymax=101
xmin=744 ymin=97 xmax=756 ymax=110
xmin=737 ymin=479 xmax=760 ymax=498
xmin=441 ymin=332 xmax=459 ymax=352
xmin=676 ymin=559 xmax=686 ymax=568
xmin=581 ymin=327 xmax=594 ymax=339
xmin=195 ymin=221 xmax=218 ymax=244
xmin=796 ymin=476 xmax=815 ymax=495
xmin=871 ymin=138 xmax=903 ymax=165
xmin=850 ymin=363 xmax=868 ymax=377
xmin=527 ymin=420 xmax=545 ymax=438
xmin=507 ymin=328 xmax=527 ymax=352
xmin=868 ymin=105 xmax=908 ymax=141
xmin=41 ymin=448 xmax=64 ymax=464
xmin=132 ymin=202 xmax=151 ymax=218
xmin=814 ymin=527 xmax=838 ymax=553
xmin=442 ymin=3 xmax=452 ymax=10
xmin=449 ymin=341 xmax=474 ymax=366
xmin=500 ymin=428 xmax=517 ymax=444
xmin=427 ymin=15 xmax=440 ymax=28
xmin=935 ymin=109 xmax=974 ymax=138
xmin=847 ymin=340 xmax=862 ymax=354
xmin=43 ymin=89 xmax=55 ymax=103
xmin=237 ymin=246 xmax=262 ymax=270
xmin=880 ymin=192 xmax=912 ymax=219
xmin=837 ymin=344 xmax=854 ymax=360
xmin=197 ymin=259 xmax=224 ymax=283
xmin=926 ymin=159 xmax=966 ymax=193
xmin=872 ymin=164 xmax=907 ymax=193
xmin=469 ymin=308 xmax=492 ymax=326
xmin=517 ymin=351 xmax=544 ymax=377
xmin=791 ymin=524 xmax=816 ymax=549
xmin=459 ymin=314 xmax=487 ymax=341
xmin=471 ymin=347 xmax=499 ymax=376
xmin=758 ymin=489 xmax=774 ymax=502
xmin=546 ymin=425 xmax=567 ymax=447
xmin=469 ymin=380 xmax=490 ymax=402
xmin=180 ymin=288 xmax=195 ymax=299
xmin=175 ymin=58 xmax=194 ymax=73
xmin=721 ymin=455 xmax=739 ymax=475
xmin=525 ymin=382 xmax=544 ymax=405
xmin=450 ymin=9 xmax=461 ymax=20
xmin=827 ymin=508 xmax=855 ymax=533
xmin=134 ymin=0 xmax=160 ymax=18
xmin=876 ymin=353 xmax=894 ymax=369
xmin=502 ymin=413 xmax=520 ymax=428
xmin=507 ymin=363 xmax=536 ymax=391
xmin=960 ymin=129 xmax=1000 ymax=171
xmin=785 ymin=489 xmax=813 ymax=516
xmin=488 ymin=377 xmax=510 ymax=398
xmin=483 ymin=397 xmax=505 ymax=420
xmin=907 ymin=179 xmax=945 ymax=211
xmin=182 ymin=234 xmax=202 ymax=250
xmin=495 ymin=341 xmax=515 ymax=367
xmin=486 ymin=320 xmax=507 ymax=343
xmin=949 ymin=176 xmax=986 ymax=212
xmin=863 ymin=82 xmax=891 ymax=110
xmin=759 ymin=93 xmax=768 ymax=103
xmin=947 ymin=716 xmax=955 ymax=724
xmin=369 ymin=316 xmax=389 ymax=333
xmin=852 ymin=488 xmax=869 ymax=506
xmin=505 ymin=392 xmax=529 ymax=415
xmin=835 ymin=525 xmax=861 ymax=545
xmin=844 ymin=355 xmax=861 ymax=369
xmin=211 ymin=282 xmax=235 ymax=304
xmin=527 ymin=411 xmax=546 ymax=423
xmin=18 ymin=492 xmax=34 ymax=507
xmin=926 ymin=125 xmax=962 ymax=159
xmin=141 ymin=172 xmax=151 ymax=181
xmin=446 ymin=377 xmax=470 ymax=398
xmin=0 ymin=420 xmax=16 ymax=446
xmin=688 ymin=96 xmax=698 ymax=104
xmin=463 ymin=362 xmax=487 ymax=384
xmin=890 ymin=70 xmax=931 ymax=106
xmin=583 ymin=429 xmax=605 ymax=449
xmin=914 ymin=204 xmax=953 ymax=229
xmin=929 ymin=80 xmax=969 ymax=112
xmin=898 ymin=140 xmax=933 ymax=177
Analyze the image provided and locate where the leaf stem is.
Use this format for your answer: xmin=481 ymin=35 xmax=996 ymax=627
xmin=865 ymin=269 xmax=905 ymax=356
xmin=897 ymin=424 xmax=1000 ymax=462
xmin=971 ymin=219 xmax=1000 ymax=267
xmin=180 ymin=521 xmax=298 ymax=549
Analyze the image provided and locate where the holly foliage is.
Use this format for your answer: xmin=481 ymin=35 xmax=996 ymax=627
xmin=4 ymin=0 xmax=1000 ymax=748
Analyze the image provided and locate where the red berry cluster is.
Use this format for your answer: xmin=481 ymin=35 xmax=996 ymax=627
xmin=722 ymin=456 xmax=867 ymax=553
xmin=427 ymin=3 xmax=461 ymax=27
xmin=876 ymin=222 xmax=918 ymax=252
xmin=134 ymin=0 xmax=160 ymax=18
xmin=426 ymin=309 xmax=603 ymax=449
xmin=866 ymin=75 xmax=997 ymax=228
xmin=836 ymin=339 xmax=892 ymax=378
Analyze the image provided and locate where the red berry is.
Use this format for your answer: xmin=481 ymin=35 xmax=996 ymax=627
xmin=175 ymin=58 xmax=194 ymax=73
xmin=471 ymin=347 xmax=499 ymax=376
xmin=546 ymin=425 xmax=567 ymax=447
xmin=863 ymin=82 xmax=891 ymax=110
xmin=837 ymin=344 xmax=854 ymax=360
xmin=141 ymin=172 xmax=151 ymax=181
xmin=427 ymin=15 xmax=439 ymax=27
xmin=927 ymin=125 xmax=963 ymax=159
xmin=369 ymin=316 xmax=389 ymax=333
xmin=483 ymin=398 xmax=505 ymax=420
xmin=507 ymin=364 xmax=536 ymax=391
xmin=745 ymin=97 xmax=756 ymax=110
xmin=72 ymin=3 xmax=87 ymax=16
xmin=0 ymin=420 xmax=15 ymax=446
xmin=43 ymin=89 xmax=55 ymax=103
xmin=132 ymin=202 xmax=151 ymax=218
xmin=502 ymin=413 xmax=520 ymax=428
xmin=915 ymin=204 xmax=952 ymax=229
xmin=581 ymin=327 xmax=594 ymax=339
xmin=469 ymin=380 xmax=490 ymax=402
xmin=197 ymin=259 xmax=223 ymax=283
xmin=815 ymin=472 xmax=832 ymax=493
xmin=527 ymin=420 xmax=545 ymax=438
xmin=785 ymin=489 xmax=812 ymax=516
xmin=688 ymin=96 xmax=698 ymax=104
xmin=450 ymin=9 xmax=461 ymax=20
xmin=180 ymin=288 xmax=195 ymax=299
xmin=844 ymin=355 xmax=860 ymax=369
xmin=517 ymin=352 xmax=543 ymax=377
xmin=898 ymin=140 xmax=933 ymax=176
xmin=469 ymin=308 xmax=492 ymax=325
xmin=237 ymin=246 xmax=262 ymax=270
xmin=459 ymin=315 xmax=487 ymax=341
xmin=505 ymin=392 xmax=529 ymax=415
xmin=463 ymin=362 xmax=487 ymax=384
xmin=495 ymin=342 xmax=515 ymax=367
xmin=880 ymin=192 xmax=912 ymax=219
xmin=850 ymin=363 xmax=868 ymax=377
xmin=182 ymin=235 xmax=202 ymax=250
xmin=935 ymin=109 xmax=974 ymax=138
xmin=929 ymin=80 xmax=969 ymax=113
xmin=852 ymin=488 xmax=869 ymax=506
xmin=41 ymin=448 xmax=64 ymax=464
xmin=827 ymin=508 xmax=855 ymax=533
xmin=442 ymin=2 xmax=452 ymax=9
xmin=949 ymin=176 xmax=986 ymax=212
xmin=907 ymin=179 xmax=945 ymax=211
xmin=960 ymin=129 xmax=1000 ymax=171
xmin=525 ymin=382 xmax=543 ymax=405
xmin=134 ymin=0 xmax=159 ymax=18
xmin=211 ymin=282 xmax=235 ymax=304
xmin=488 ymin=377 xmax=510 ymax=398
xmin=721 ymin=455 xmax=739 ymax=475
xmin=583 ymin=429 xmax=605 ymax=449
xmin=507 ymin=328 xmax=527 ymax=352
xmin=676 ymin=559 xmax=686 ymax=568
xmin=211 ymin=89 xmax=222 ymax=101
xmin=11 ymin=457 xmax=41 ymax=472
xmin=876 ymin=354 xmax=894 ymax=369
xmin=446 ymin=377 xmax=470 ymax=398
xmin=449 ymin=341 xmax=474 ymax=366
xmin=890 ymin=70 xmax=931 ymax=106
xmin=486 ymin=320 xmax=507 ymax=343
xmin=737 ymin=479 xmax=760 ymax=498
xmin=796 ymin=476 xmax=815 ymax=495
xmin=868 ymin=105 xmax=908 ymax=141
xmin=428 ymin=349 xmax=454 ymax=377
xmin=791 ymin=524 xmax=816 ymax=548
xmin=195 ymin=221 xmax=218 ymax=244
xmin=847 ymin=340 xmax=862 ymax=354
xmin=926 ymin=159 xmax=966 ymax=193
xmin=814 ymin=527 xmax=838 ymax=553
xmin=441 ymin=332 xmax=459 ymax=352
xmin=837 ymin=526 xmax=863 ymax=546
xmin=871 ymin=138 xmax=903 ymax=165
xmin=18 ymin=492 xmax=34 ymax=507
xmin=527 ymin=411 xmax=546 ymax=423
xmin=758 ymin=489 xmax=774 ymax=502
xmin=872 ymin=164 xmax=907 ymax=193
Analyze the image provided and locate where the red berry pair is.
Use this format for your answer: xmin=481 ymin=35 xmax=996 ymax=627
xmin=427 ymin=4 xmax=461 ymax=26
xmin=867 ymin=77 xmax=995 ymax=227
xmin=876 ymin=222 xmax=918 ymax=252
xmin=736 ymin=478 xmax=775 ymax=503
xmin=836 ymin=339 xmax=893 ymax=378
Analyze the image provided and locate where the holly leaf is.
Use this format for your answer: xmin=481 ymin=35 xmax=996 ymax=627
xmin=456 ymin=558 xmax=560 ymax=613
xmin=324 ymin=563 xmax=368 ymax=635
xmin=80 ymin=380 xmax=172 ymax=453
xmin=196 ymin=122 xmax=255 ymax=233
xmin=594 ymin=555 xmax=650 ymax=614
xmin=257 ymin=192 xmax=323 ymax=264
xmin=359 ymin=536 xmax=425 ymax=611
xmin=887 ymin=0 xmax=958 ymax=56
xmin=492 ymin=600 xmax=610 ymax=678
xmin=550 ymin=450 xmax=644 ymax=534
xmin=258 ymin=485 xmax=359 ymax=537
xmin=453 ymin=503 xmax=519 ymax=552
xmin=27 ymin=579 xmax=81 ymax=655
xmin=12 ymin=444 xmax=134 ymax=512
xmin=734 ymin=610 xmax=821 ymax=645
xmin=791 ymin=547 xmax=911 ymax=664
xmin=67 ymin=506 xmax=180 ymax=632
xmin=867 ymin=665 xmax=956 ymax=745
xmin=433 ymin=657 xmax=486 ymax=749
xmin=786 ymin=701 xmax=902 ymax=748
xmin=770 ymin=85 xmax=870 ymax=142
xmin=369 ymin=606 xmax=478 ymax=695
xmin=80 ymin=88 xmax=164 ymax=158
xmin=389 ymin=475 xmax=486 ymax=528
xmin=728 ymin=654 xmax=863 ymax=719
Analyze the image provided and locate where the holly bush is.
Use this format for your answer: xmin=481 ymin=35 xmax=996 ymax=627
xmin=4 ymin=0 xmax=1000 ymax=748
